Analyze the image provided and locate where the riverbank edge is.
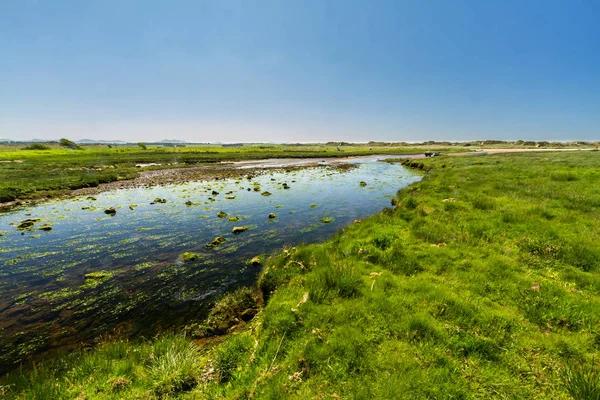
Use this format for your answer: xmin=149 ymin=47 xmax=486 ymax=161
xmin=0 ymin=158 xmax=421 ymax=378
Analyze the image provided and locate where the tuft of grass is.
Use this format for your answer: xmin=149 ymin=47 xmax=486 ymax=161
xmin=213 ymin=333 xmax=254 ymax=383
xmin=560 ymin=360 xmax=600 ymax=400
xmin=148 ymin=336 xmax=200 ymax=395
xmin=306 ymin=262 xmax=362 ymax=304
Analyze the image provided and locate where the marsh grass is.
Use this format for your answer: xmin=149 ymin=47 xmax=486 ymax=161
xmin=3 ymin=151 xmax=600 ymax=399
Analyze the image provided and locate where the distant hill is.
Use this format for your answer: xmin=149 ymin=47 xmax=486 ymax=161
xmin=77 ymin=139 xmax=129 ymax=144
xmin=0 ymin=138 xmax=54 ymax=143
xmin=155 ymin=139 xmax=188 ymax=144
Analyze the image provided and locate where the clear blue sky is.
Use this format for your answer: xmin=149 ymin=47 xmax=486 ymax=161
xmin=1 ymin=0 xmax=598 ymax=143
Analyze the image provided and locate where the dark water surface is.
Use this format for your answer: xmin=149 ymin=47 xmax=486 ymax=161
xmin=0 ymin=158 xmax=420 ymax=372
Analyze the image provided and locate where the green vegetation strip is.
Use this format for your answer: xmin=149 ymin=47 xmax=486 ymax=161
xmin=3 ymin=152 xmax=600 ymax=399
xmin=0 ymin=143 xmax=431 ymax=204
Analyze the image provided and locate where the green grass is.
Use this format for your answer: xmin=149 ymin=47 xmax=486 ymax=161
xmin=3 ymin=151 xmax=600 ymax=399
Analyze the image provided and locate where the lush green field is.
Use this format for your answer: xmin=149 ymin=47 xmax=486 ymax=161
xmin=0 ymin=144 xmax=435 ymax=204
xmin=3 ymin=151 xmax=600 ymax=399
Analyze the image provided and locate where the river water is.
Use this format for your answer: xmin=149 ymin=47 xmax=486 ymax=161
xmin=0 ymin=157 xmax=420 ymax=372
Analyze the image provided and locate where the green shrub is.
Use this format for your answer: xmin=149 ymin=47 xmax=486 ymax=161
xmin=22 ymin=143 xmax=50 ymax=150
xmin=372 ymin=233 xmax=394 ymax=250
xmin=405 ymin=197 xmax=418 ymax=209
xmin=59 ymin=138 xmax=83 ymax=150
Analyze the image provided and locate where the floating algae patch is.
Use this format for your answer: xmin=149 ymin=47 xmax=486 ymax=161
xmin=181 ymin=252 xmax=200 ymax=261
xmin=39 ymin=287 xmax=82 ymax=301
xmin=0 ymin=156 xmax=420 ymax=373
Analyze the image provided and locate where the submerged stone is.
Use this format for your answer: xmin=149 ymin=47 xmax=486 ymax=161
xmin=360 ymin=181 xmax=367 ymax=187
xmin=268 ymin=213 xmax=277 ymax=219
xmin=322 ymin=217 xmax=333 ymax=223
xmin=212 ymin=190 xmax=219 ymax=196
xmin=261 ymin=191 xmax=272 ymax=196
xmin=17 ymin=218 xmax=40 ymax=230
xmin=104 ymin=207 xmax=117 ymax=216
xmin=250 ymin=256 xmax=261 ymax=266
xmin=232 ymin=226 xmax=249 ymax=234
xmin=206 ymin=236 xmax=226 ymax=248
xmin=38 ymin=223 xmax=53 ymax=231
xmin=225 ymin=196 xmax=236 ymax=200
xmin=217 ymin=211 xmax=228 ymax=218
xmin=228 ymin=216 xmax=240 ymax=222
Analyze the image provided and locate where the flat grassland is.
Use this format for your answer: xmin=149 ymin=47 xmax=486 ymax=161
xmin=2 ymin=151 xmax=600 ymax=399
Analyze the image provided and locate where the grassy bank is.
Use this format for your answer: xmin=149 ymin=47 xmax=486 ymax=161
xmin=0 ymin=144 xmax=433 ymax=204
xmin=3 ymin=151 xmax=600 ymax=399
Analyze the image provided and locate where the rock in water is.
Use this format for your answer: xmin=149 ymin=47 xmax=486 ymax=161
xmin=17 ymin=218 xmax=40 ymax=230
xmin=206 ymin=236 xmax=226 ymax=248
xmin=181 ymin=252 xmax=199 ymax=261
xmin=232 ymin=226 xmax=249 ymax=234
xmin=38 ymin=223 xmax=53 ymax=231
xmin=250 ymin=256 xmax=261 ymax=265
